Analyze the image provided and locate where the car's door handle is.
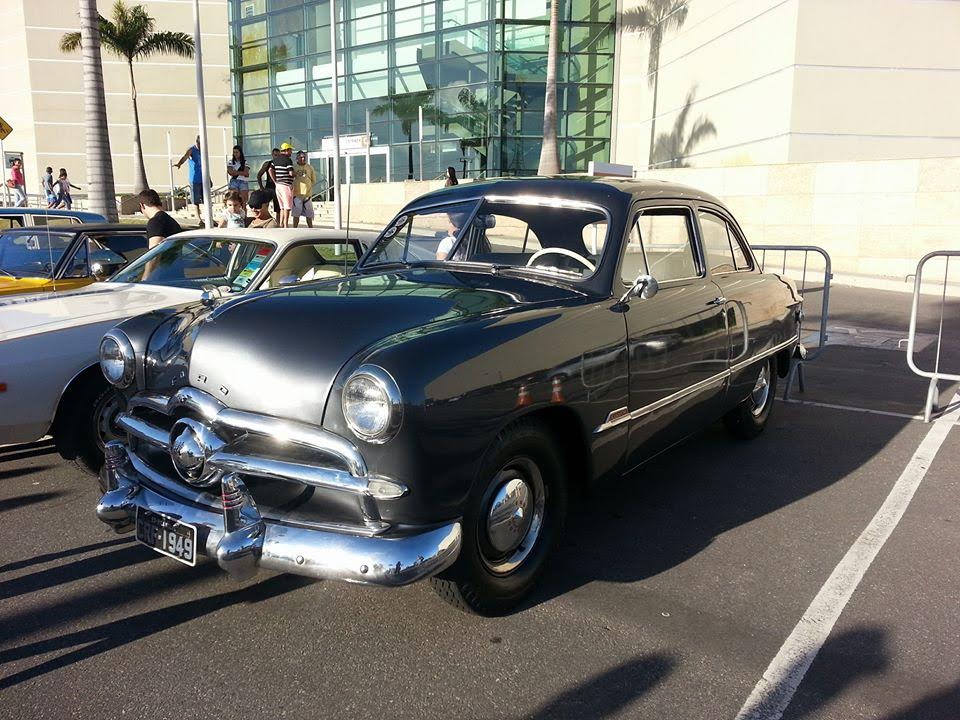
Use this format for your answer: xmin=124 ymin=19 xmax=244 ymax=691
xmin=710 ymin=296 xmax=727 ymax=305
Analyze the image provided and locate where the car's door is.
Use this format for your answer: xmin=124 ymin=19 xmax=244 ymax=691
xmin=618 ymin=203 xmax=730 ymax=471
xmin=696 ymin=206 xmax=794 ymax=404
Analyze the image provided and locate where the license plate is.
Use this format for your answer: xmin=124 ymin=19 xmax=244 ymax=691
xmin=135 ymin=507 xmax=197 ymax=566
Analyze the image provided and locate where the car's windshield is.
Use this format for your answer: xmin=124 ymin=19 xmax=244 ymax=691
xmin=110 ymin=235 xmax=275 ymax=292
xmin=0 ymin=230 xmax=74 ymax=278
xmin=363 ymin=197 xmax=610 ymax=280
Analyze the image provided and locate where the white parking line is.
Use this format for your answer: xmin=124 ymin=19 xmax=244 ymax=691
xmin=734 ymin=392 xmax=960 ymax=720
xmin=777 ymin=397 xmax=924 ymax=421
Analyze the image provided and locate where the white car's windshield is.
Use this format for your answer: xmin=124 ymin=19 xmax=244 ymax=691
xmin=110 ymin=236 xmax=275 ymax=292
xmin=0 ymin=230 xmax=73 ymax=278
xmin=363 ymin=198 xmax=609 ymax=280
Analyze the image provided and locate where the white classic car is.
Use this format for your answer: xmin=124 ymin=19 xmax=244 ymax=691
xmin=0 ymin=227 xmax=373 ymax=472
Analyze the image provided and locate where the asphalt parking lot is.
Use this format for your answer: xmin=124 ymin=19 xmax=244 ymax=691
xmin=1 ymin=284 xmax=958 ymax=720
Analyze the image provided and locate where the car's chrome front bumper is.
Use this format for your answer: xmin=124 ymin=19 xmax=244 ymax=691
xmin=96 ymin=443 xmax=462 ymax=587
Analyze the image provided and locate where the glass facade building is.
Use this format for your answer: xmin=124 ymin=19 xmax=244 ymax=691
xmin=229 ymin=0 xmax=616 ymax=182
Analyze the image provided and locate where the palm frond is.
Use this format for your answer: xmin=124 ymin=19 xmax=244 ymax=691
xmin=136 ymin=31 xmax=194 ymax=59
xmin=619 ymin=7 xmax=653 ymax=33
xmin=59 ymin=31 xmax=82 ymax=53
xmin=683 ymin=116 xmax=716 ymax=156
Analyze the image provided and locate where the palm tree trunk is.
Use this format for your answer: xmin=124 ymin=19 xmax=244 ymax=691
xmin=537 ymin=0 xmax=561 ymax=175
xmin=646 ymin=30 xmax=662 ymax=169
xmin=127 ymin=60 xmax=149 ymax=193
xmin=79 ymin=0 xmax=118 ymax=221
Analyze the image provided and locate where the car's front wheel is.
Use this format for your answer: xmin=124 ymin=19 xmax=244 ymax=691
xmin=723 ymin=357 xmax=778 ymax=439
xmin=56 ymin=378 xmax=126 ymax=478
xmin=431 ymin=419 xmax=567 ymax=616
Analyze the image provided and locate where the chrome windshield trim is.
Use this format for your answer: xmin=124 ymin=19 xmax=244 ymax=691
xmin=593 ymin=335 xmax=799 ymax=434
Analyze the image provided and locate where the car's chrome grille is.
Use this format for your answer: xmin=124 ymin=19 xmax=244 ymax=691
xmin=118 ymin=386 xmax=406 ymax=532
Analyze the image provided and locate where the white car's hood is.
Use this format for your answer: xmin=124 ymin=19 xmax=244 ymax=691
xmin=0 ymin=283 xmax=203 ymax=341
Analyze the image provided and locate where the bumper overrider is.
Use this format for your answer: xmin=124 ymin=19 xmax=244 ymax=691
xmin=95 ymin=388 xmax=462 ymax=587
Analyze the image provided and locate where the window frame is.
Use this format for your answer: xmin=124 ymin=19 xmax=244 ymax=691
xmin=696 ymin=206 xmax=756 ymax=274
xmin=616 ymin=203 xmax=705 ymax=289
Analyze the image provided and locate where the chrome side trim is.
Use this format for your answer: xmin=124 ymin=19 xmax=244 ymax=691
xmin=210 ymin=451 xmax=371 ymax=495
xmin=593 ymin=335 xmax=799 ymax=434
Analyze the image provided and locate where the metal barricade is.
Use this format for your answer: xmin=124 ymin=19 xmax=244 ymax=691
xmin=906 ymin=251 xmax=960 ymax=422
xmin=752 ymin=245 xmax=833 ymax=399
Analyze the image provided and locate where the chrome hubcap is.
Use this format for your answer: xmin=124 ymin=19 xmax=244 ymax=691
xmin=750 ymin=363 xmax=770 ymax=416
xmin=480 ymin=458 xmax=545 ymax=575
xmin=95 ymin=392 xmax=125 ymax=451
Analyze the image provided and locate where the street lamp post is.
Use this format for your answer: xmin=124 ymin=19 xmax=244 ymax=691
xmin=329 ymin=0 xmax=341 ymax=230
xmin=192 ymin=0 xmax=213 ymax=229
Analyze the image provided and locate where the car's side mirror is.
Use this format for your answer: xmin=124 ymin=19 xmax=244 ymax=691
xmin=618 ymin=274 xmax=659 ymax=305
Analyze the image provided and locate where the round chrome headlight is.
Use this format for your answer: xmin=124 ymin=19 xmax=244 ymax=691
xmin=342 ymin=365 xmax=402 ymax=443
xmin=99 ymin=330 xmax=135 ymax=388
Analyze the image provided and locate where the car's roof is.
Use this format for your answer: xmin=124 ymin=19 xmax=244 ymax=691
xmin=0 ymin=223 xmax=145 ymax=234
xmin=172 ymin=227 xmax=379 ymax=248
xmin=0 ymin=208 xmax=106 ymax=220
xmin=412 ymin=175 xmax=727 ymax=209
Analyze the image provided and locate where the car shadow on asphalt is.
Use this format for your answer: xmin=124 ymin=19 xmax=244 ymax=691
xmin=0 ymin=490 xmax=64 ymax=512
xmin=529 ymin=404 xmax=913 ymax=610
xmin=0 ymin=537 xmax=132 ymax=574
xmin=0 ymin=439 xmax=57 ymax=465
xmin=522 ymin=651 xmax=675 ymax=719
xmin=0 ymin=574 xmax=313 ymax=690
xmin=0 ymin=544 xmax=157 ymax=600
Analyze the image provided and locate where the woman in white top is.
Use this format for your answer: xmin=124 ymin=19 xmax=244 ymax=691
xmin=226 ymin=145 xmax=250 ymax=203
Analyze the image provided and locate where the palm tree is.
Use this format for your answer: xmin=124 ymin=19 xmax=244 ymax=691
xmin=537 ymin=0 xmax=561 ymax=175
xmin=76 ymin=0 xmax=119 ymax=221
xmin=650 ymin=88 xmax=716 ymax=168
xmin=373 ymin=90 xmax=436 ymax=180
xmin=621 ymin=0 xmax=690 ymax=168
xmin=61 ymin=1 xmax=194 ymax=193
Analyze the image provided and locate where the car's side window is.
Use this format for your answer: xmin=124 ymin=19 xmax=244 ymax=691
xmin=265 ymin=242 xmax=358 ymax=288
xmin=698 ymin=211 xmax=737 ymax=274
xmin=621 ymin=208 xmax=699 ymax=284
xmin=0 ymin=217 xmax=23 ymax=229
xmin=726 ymin=222 xmax=753 ymax=271
xmin=619 ymin=218 xmax=649 ymax=284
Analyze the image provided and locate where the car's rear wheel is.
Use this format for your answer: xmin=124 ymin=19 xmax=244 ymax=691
xmin=430 ymin=419 xmax=567 ymax=616
xmin=723 ymin=357 xmax=778 ymax=439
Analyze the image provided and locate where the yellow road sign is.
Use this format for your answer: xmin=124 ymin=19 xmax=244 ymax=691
xmin=0 ymin=116 xmax=11 ymax=141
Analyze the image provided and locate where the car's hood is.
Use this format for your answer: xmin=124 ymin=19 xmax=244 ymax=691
xmin=0 ymin=276 xmax=53 ymax=296
xmin=0 ymin=282 xmax=203 ymax=341
xmin=186 ymin=268 xmax=584 ymax=424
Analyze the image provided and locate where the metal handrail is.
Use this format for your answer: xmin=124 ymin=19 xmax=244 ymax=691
xmin=753 ymin=245 xmax=833 ymax=399
xmin=754 ymin=245 xmax=832 ymax=360
xmin=906 ymin=250 xmax=960 ymax=422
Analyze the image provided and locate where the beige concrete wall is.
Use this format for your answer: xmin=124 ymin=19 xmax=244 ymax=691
xmin=611 ymin=0 xmax=960 ymax=170
xmin=338 ymin=157 xmax=960 ymax=288
xmin=640 ymin=156 xmax=960 ymax=286
xmin=0 ymin=0 xmax=38 ymax=190
xmin=8 ymin=0 xmax=231 ymax=197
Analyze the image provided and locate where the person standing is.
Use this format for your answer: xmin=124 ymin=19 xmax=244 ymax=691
xmin=270 ymin=142 xmax=295 ymax=228
xmin=138 ymin=188 xmax=182 ymax=248
xmin=7 ymin=158 xmax=26 ymax=207
xmin=247 ymin=189 xmax=279 ymax=228
xmin=256 ymin=147 xmax=280 ymax=216
xmin=444 ymin=166 xmax=459 ymax=187
xmin=55 ymin=168 xmax=81 ymax=210
xmin=42 ymin=167 xmax=57 ymax=208
xmin=174 ymin=136 xmax=205 ymax=225
xmin=292 ymin=151 xmax=316 ymax=228
xmin=226 ymin=145 xmax=249 ymax=204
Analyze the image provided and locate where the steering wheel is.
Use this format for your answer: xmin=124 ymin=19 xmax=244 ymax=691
xmin=526 ymin=247 xmax=595 ymax=273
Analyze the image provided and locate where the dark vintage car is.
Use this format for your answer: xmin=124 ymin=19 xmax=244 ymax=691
xmin=95 ymin=177 xmax=802 ymax=615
